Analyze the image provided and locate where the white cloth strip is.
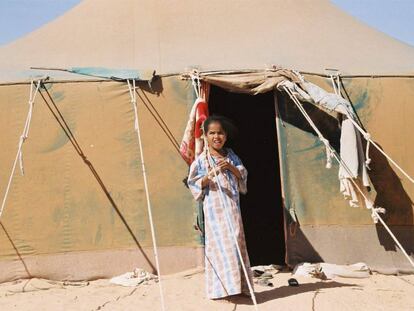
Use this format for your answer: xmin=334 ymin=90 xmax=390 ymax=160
xmin=127 ymin=80 xmax=166 ymax=311
xmin=204 ymin=138 xmax=259 ymax=310
xmin=0 ymin=80 xmax=41 ymax=220
xmin=283 ymin=86 xmax=414 ymax=268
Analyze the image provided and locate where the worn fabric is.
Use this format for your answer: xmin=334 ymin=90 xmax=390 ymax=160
xmin=293 ymin=262 xmax=370 ymax=279
xmin=339 ymin=117 xmax=371 ymax=207
xmin=202 ymin=68 xmax=301 ymax=95
xmin=188 ymin=148 xmax=253 ymax=299
xmin=277 ymin=76 xmax=373 ymax=209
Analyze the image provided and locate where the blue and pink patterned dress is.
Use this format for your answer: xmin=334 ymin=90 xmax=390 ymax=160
xmin=188 ymin=148 xmax=253 ymax=299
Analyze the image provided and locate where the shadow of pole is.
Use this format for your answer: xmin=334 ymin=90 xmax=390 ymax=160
xmin=0 ymin=222 xmax=32 ymax=278
xmin=369 ymin=144 xmax=414 ymax=254
xmin=227 ymin=278 xmax=358 ymax=305
xmin=38 ymin=85 xmax=157 ymax=273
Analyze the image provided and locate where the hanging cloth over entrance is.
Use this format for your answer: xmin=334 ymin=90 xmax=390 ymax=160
xmin=180 ymin=80 xmax=210 ymax=164
xmin=180 ymin=79 xmax=210 ymax=242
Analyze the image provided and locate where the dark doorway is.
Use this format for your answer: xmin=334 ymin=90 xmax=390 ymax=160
xmin=208 ymin=86 xmax=286 ymax=266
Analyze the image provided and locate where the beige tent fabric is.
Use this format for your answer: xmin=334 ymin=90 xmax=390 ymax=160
xmin=1 ymin=0 xmax=414 ymax=82
xmin=201 ymin=69 xmax=302 ymax=95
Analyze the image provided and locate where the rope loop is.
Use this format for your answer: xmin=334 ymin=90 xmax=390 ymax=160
xmin=329 ymin=74 xmax=339 ymax=95
xmin=336 ymin=73 xmax=341 ymax=95
xmin=18 ymin=80 xmax=41 ymax=175
xmin=190 ymin=70 xmax=201 ymax=99
xmin=0 ymin=79 xmax=42 ymax=219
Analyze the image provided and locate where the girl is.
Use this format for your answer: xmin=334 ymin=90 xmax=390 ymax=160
xmin=187 ymin=115 xmax=253 ymax=300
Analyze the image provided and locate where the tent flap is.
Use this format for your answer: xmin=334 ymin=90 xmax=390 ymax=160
xmin=70 ymin=67 xmax=154 ymax=80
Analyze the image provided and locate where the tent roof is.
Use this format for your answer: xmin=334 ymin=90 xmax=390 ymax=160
xmin=1 ymin=0 xmax=414 ymax=82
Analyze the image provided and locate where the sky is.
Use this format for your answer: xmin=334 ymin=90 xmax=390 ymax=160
xmin=0 ymin=0 xmax=413 ymax=47
xmin=331 ymin=0 xmax=414 ymax=46
xmin=0 ymin=0 xmax=81 ymax=46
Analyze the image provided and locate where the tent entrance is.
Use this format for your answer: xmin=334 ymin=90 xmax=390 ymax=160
xmin=208 ymin=86 xmax=286 ymax=266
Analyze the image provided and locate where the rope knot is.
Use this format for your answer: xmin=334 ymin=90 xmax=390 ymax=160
xmin=371 ymin=207 xmax=386 ymax=223
xmin=81 ymin=154 xmax=90 ymax=165
xmin=19 ymin=135 xmax=26 ymax=144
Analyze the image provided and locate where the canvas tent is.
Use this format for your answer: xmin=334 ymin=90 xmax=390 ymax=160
xmin=0 ymin=0 xmax=413 ymax=284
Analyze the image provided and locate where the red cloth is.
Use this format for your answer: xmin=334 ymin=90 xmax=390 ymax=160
xmin=180 ymin=82 xmax=210 ymax=165
xmin=180 ymin=98 xmax=209 ymax=165
xmin=195 ymin=100 xmax=208 ymax=138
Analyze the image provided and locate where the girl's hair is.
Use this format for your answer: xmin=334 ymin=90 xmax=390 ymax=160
xmin=203 ymin=115 xmax=238 ymax=143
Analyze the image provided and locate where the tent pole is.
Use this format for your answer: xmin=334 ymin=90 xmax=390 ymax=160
xmin=127 ymin=80 xmax=166 ymax=311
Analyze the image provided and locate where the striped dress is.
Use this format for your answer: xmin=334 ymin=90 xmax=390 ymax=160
xmin=188 ymin=148 xmax=253 ymax=299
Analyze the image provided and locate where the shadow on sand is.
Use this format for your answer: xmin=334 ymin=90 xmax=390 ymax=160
xmin=228 ymin=276 xmax=357 ymax=306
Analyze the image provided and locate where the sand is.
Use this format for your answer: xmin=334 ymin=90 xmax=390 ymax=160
xmin=1 ymin=268 xmax=413 ymax=310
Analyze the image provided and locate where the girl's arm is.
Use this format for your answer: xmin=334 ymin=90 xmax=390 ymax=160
xmin=188 ymin=160 xmax=209 ymax=201
xmin=201 ymin=175 xmax=210 ymax=188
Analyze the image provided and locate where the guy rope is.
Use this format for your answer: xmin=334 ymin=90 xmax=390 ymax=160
xmin=0 ymin=79 xmax=42 ymax=220
xmin=282 ymin=85 xmax=414 ymax=268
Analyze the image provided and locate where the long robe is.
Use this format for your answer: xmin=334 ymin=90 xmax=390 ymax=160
xmin=188 ymin=148 xmax=253 ymax=299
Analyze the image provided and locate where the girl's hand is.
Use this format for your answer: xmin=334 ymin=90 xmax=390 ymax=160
xmin=217 ymin=159 xmax=242 ymax=180
xmin=217 ymin=159 xmax=231 ymax=171
xmin=201 ymin=167 xmax=221 ymax=188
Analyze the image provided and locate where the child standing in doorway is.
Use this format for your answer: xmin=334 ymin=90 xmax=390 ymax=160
xmin=187 ymin=115 xmax=253 ymax=300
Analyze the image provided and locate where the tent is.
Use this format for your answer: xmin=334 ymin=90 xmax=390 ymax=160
xmin=0 ymin=0 xmax=413 ymax=283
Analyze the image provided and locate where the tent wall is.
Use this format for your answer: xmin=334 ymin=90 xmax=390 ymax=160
xmin=0 ymin=77 xmax=202 ymax=282
xmin=1 ymin=74 xmax=413 ymax=282
xmin=277 ymin=75 xmax=414 ymax=272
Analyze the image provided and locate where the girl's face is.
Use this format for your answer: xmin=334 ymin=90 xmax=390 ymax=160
xmin=206 ymin=121 xmax=227 ymax=151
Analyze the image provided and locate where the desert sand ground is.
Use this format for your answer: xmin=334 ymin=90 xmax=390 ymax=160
xmin=1 ymin=269 xmax=413 ymax=311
